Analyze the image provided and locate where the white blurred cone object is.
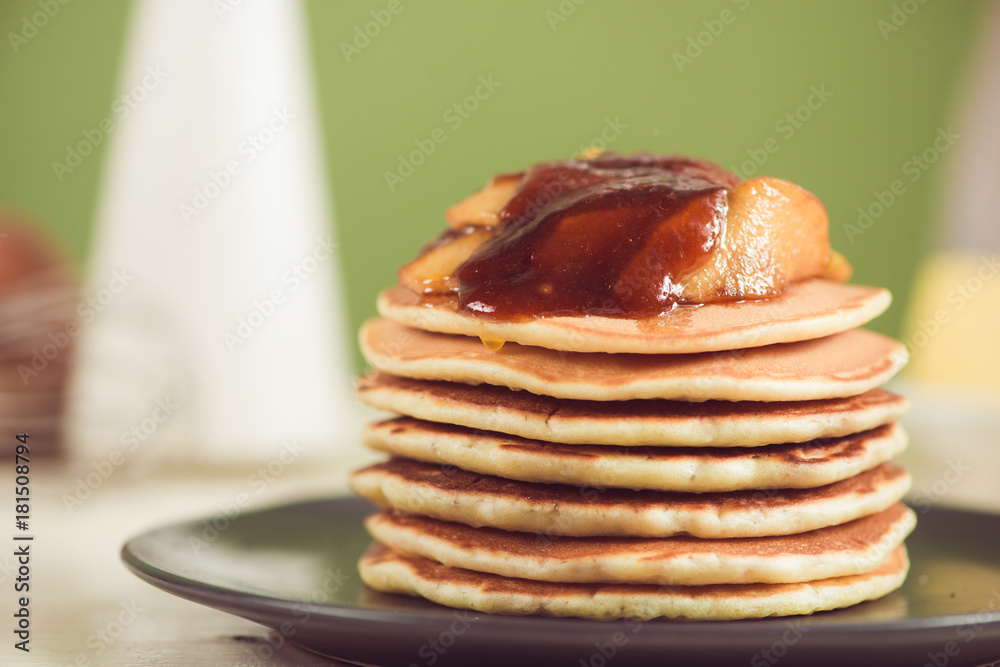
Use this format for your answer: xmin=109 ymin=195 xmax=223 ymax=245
xmin=66 ymin=0 xmax=356 ymax=465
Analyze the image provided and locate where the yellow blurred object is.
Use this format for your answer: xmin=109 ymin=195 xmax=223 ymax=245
xmin=902 ymin=252 xmax=1000 ymax=390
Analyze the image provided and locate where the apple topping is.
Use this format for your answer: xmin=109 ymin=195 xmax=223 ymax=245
xmin=444 ymin=173 xmax=523 ymax=229
xmin=398 ymin=226 xmax=496 ymax=295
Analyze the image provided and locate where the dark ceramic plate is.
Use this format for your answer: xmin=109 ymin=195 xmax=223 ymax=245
xmin=122 ymin=497 xmax=1000 ymax=667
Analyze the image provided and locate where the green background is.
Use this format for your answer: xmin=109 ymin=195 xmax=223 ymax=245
xmin=0 ymin=0 xmax=985 ymax=369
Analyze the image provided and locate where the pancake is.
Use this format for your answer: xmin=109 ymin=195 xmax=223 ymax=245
xmin=357 ymin=373 xmax=910 ymax=447
xmin=377 ymin=279 xmax=891 ymax=355
xmin=365 ymin=503 xmax=916 ymax=586
xmin=350 ymin=459 xmax=911 ymax=538
xmin=360 ymin=318 xmax=908 ymax=402
xmin=359 ymin=542 xmax=909 ymax=620
xmin=363 ymin=419 xmax=908 ymax=492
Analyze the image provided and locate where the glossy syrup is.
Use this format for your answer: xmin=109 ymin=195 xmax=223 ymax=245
xmin=455 ymin=153 xmax=739 ymax=320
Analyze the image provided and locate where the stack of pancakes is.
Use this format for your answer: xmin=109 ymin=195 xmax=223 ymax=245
xmin=350 ymin=275 xmax=914 ymax=621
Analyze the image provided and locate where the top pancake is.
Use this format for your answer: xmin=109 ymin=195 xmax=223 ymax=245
xmin=378 ymin=279 xmax=890 ymax=354
xmin=360 ymin=318 xmax=907 ymax=402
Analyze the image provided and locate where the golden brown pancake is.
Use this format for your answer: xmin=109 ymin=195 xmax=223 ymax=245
xmin=357 ymin=373 xmax=910 ymax=446
xmin=350 ymin=458 xmax=911 ymax=538
xmin=363 ymin=419 xmax=908 ymax=492
xmin=360 ymin=318 xmax=908 ymax=402
xmin=365 ymin=503 xmax=916 ymax=585
xmin=377 ymin=279 xmax=890 ymax=354
xmin=359 ymin=542 xmax=909 ymax=620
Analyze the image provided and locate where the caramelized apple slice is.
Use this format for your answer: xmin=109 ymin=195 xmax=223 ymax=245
xmin=444 ymin=173 xmax=523 ymax=229
xmin=398 ymin=226 xmax=496 ymax=295
xmin=407 ymin=174 xmax=851 ymax=305
xmin=678 ymin=177 xmax=841 ymax=301
xmin=611 ymin=194 xmax=727 ymax=312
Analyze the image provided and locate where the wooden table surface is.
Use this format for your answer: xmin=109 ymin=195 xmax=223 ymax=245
xmin=0 ymin=447 xmax=377 ymax=666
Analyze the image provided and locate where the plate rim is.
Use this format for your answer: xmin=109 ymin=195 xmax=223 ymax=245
xmin=120 ymin=496 xmax=1000 ymax=639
